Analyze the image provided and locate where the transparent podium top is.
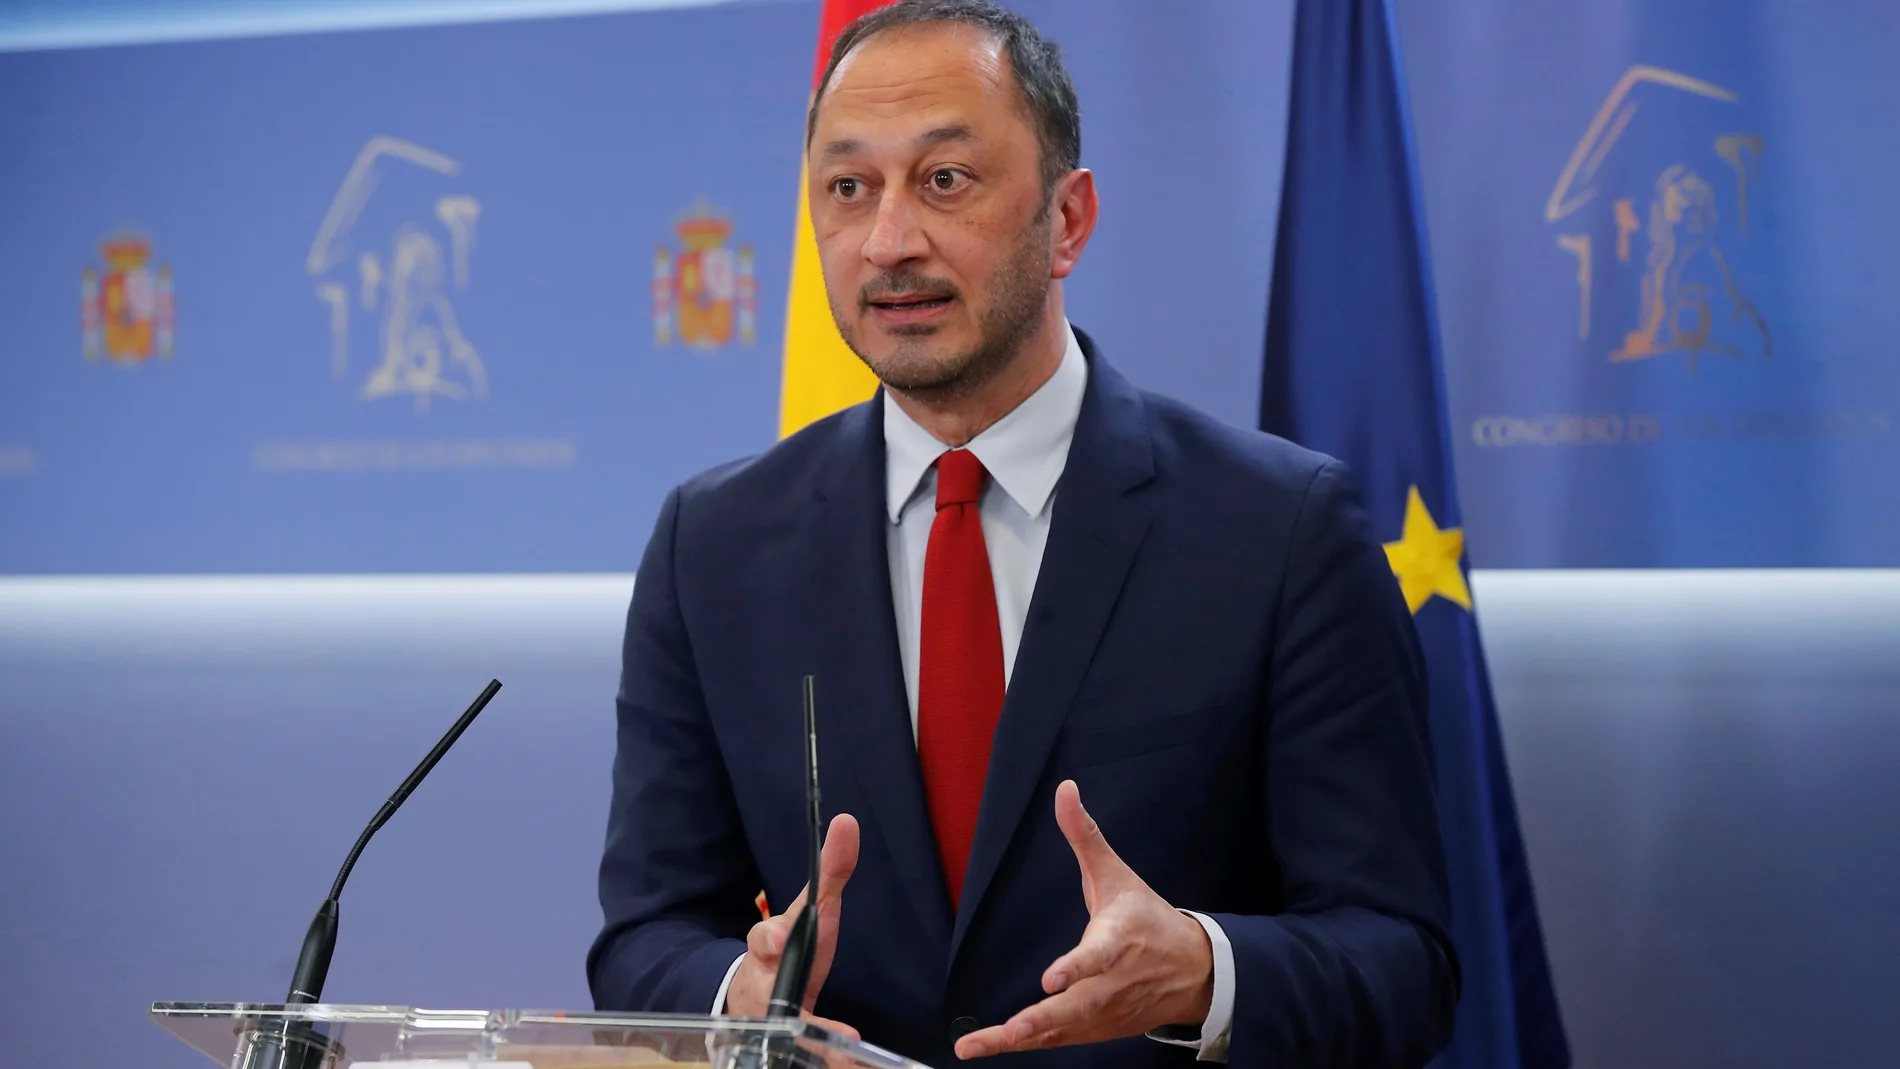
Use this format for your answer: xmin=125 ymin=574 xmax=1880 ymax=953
xmin=151 ymin=1003 xmax=934 ymax=1069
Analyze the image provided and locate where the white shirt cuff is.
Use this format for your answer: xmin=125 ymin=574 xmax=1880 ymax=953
xmin=711 ymin=951 xmax=746 ymax=1015
xmin=1144 ymin=910 xmax=1234 ymax=1062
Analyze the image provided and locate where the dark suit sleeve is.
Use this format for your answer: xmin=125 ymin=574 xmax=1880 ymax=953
xmin=586 ymin=486 xmax=758 ymax=1012
xmin=1209 ymin=461 xmax=1460 ymax=1067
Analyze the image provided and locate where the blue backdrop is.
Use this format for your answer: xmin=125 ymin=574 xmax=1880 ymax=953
xmin=1399 ymin=0 xmax=1900 ymax=566
xmin=6 ymin=0 xmax=1892 ymax=572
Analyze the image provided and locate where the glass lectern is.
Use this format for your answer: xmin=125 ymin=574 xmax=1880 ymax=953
xmin=151 ymin=1003 xmax=934 ymax=1069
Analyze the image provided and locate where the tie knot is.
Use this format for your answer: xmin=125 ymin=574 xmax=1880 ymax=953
xmin=934 ymin=449 xmax=987 ymax=509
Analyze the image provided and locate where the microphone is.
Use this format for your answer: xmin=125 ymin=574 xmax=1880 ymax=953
xmin=730 ymin=677 xmax=826 ymax=1069
xmin=238 ymin=679 xmax=503 ymax=1069
xmin=766 ymin=674 xmax=824 ymax=1018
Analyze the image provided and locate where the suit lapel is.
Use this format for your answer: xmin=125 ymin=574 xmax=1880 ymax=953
xmin=950 ymin=335 xmax=1156 ymax=962
xmin=806 ymin=399 xmax=955 ymax=956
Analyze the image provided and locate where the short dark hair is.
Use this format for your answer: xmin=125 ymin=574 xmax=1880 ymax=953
xmin=806 ymin=0 xmax=1082 ymax=196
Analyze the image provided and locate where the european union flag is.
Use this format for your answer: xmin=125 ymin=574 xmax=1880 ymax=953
xmin=1258 ymin=2 xmax=1572 ymax=1068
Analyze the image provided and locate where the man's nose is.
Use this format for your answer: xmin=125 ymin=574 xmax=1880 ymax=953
xmin=862 ymin=190 xmax=928 ymax=269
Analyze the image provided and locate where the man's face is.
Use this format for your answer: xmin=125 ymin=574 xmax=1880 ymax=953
xmin=807 ymin=24 xmax=1055 ymax=397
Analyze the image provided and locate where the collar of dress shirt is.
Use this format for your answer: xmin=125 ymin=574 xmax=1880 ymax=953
xmin=883 ymin=322 xmax=1089 ymax=524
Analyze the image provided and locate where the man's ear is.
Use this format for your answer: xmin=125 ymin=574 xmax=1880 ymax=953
xmin=1049 ymin=168 xmax=1099 ymax=280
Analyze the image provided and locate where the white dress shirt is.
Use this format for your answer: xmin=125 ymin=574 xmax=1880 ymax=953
xmin=715 ymin=324 xmax=1234 ymax=1061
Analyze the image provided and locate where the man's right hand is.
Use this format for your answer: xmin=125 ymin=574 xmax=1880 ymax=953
xmin=723 ymin=813 xmax=862 ymax=1035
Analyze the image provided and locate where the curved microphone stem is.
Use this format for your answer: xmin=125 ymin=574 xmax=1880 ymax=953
xmin=283 ymin=678 xmax=503 ymax=1005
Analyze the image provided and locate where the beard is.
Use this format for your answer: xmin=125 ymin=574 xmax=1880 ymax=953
xmin=831 ymin=221 xmax=1052 ymax=402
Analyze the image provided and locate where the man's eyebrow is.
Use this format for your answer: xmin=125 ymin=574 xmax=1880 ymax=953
xmin=818 ymin=125 xmax=979 ymax=160
xmin=819 ymin=137 xmax=864 ymax=160
xmin=917 ymin=124 xmax=977 ymax=149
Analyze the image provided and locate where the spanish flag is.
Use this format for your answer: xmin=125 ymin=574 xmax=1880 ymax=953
xmin=777 ymin=0 xmax=898 ymax=439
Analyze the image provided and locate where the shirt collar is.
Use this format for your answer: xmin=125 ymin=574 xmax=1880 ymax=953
xmin=883 ymin=322 xmax=1089 ymax=523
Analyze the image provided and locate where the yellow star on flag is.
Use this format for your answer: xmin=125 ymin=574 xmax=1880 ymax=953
xmin=1383 ymin=486 xmax=1473 ymax=614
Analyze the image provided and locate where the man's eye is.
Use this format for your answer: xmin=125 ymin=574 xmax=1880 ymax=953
xmin=832 ymin=178 xmax=861 ymax=199
xmin=930 ymin=169 xmax=966 ymax=193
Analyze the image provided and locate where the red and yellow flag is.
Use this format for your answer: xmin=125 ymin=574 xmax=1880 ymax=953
xmin=777 ymin=0 xmax=897 ymax=439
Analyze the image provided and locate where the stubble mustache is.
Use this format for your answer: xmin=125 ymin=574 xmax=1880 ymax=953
xmin=858 ymin=271 xmax=961 ymax=311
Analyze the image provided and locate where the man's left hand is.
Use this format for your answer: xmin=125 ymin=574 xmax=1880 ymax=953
xmin=954 ymin=779 xmax=1215 ymax=1059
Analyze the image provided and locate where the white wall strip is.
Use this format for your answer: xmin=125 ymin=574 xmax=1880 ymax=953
xmin=0 ymin=0 xmax=758 ymax=54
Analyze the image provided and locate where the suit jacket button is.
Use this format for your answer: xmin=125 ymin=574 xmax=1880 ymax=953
xmin=950 ymin=1017 xmax=979 ymax=1042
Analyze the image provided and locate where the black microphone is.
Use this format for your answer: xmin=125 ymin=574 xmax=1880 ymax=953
xmin=285 ymin=677 xmax=503 ymax=1002
xmin=766 ymin=674 xmax=825 ymax=1018
xmin=239 ymin=679 xmax=502 ymax=1069
xmin=730 ymin=677 xmax=825 ymax=1069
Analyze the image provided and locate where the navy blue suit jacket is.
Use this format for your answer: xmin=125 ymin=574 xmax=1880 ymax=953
xmin=589 ymin=333 xmax=1458 ymax=1069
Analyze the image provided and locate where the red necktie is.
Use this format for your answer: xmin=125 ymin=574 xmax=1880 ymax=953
xmin=916 ymin=448 xmax=1006 ymax=910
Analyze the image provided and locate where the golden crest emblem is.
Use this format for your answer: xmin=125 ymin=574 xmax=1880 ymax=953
xmin=82 ymin=233 xmax=174 ymax=363
xmin=654 ymin=200 xmax=756 ymax=349
xmin=1547 ymin=66 xmax=1770 ymax=370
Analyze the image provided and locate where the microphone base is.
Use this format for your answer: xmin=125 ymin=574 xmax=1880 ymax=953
xmin=234 ymin=1018 xmax=342 ymax=1069
xmin=728 ymin=1039 xmax=800 ymax=1069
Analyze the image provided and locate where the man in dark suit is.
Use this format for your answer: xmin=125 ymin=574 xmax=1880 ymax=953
xmin=588 ymin=2 xmax=1458 ymax=1066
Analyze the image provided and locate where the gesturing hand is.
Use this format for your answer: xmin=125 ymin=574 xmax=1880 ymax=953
xmin=954 ymin=781 xmax=1214 ymax=1059
xmin=723 ymin=813 xmax=862 ymax=1037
